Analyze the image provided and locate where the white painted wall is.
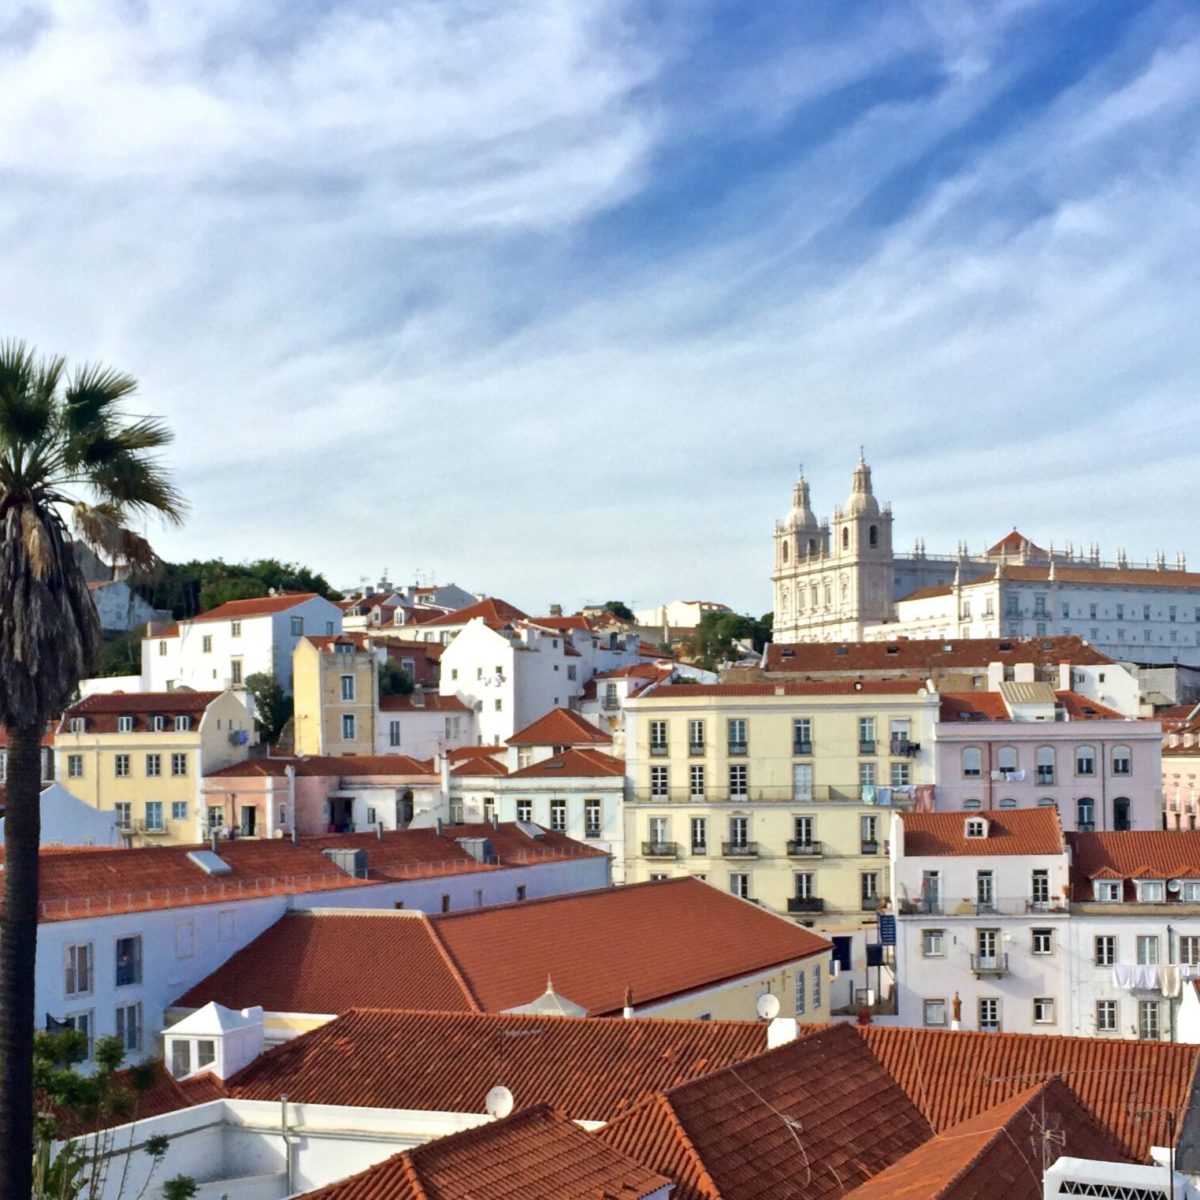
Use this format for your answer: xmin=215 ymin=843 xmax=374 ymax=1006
xmin=0 ymin=783 xmax=122 ymax=847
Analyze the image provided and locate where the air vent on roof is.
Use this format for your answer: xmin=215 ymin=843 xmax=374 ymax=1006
xmin=186 ymin=850 xmax=232 ymax=876
xmin=515 ymin=820 xmax=545 ymax=841
xmin=322 ymin=848 xmax=369 ymax=879
xmin=456 ymin=837 xmax=497 ymax=864
xmin=998 ymin=641 xmax=1012 ymax=652
xmin=886 ymin=645 xmax=899 ymax=655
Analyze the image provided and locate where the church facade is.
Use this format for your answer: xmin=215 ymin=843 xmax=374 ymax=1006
xmin=772 ymin=458 xmax=1200 ymax=666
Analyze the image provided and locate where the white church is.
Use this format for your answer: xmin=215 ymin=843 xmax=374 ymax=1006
xmin=772 ymin=455 xmax=1200 ymax=665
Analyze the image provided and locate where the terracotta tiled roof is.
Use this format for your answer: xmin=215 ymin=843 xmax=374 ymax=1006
xmin=176 ymin=912 xmax=479 ymax=1013
xmin=180 ymin=879 xmax=826 ymax=1019
xmin=985 ymin=530 xmax=1046 ymax=557
xmin=844 ymin=1077 xmax=1129 ymax=1199
xmin=897 ymin=582 xmax=954 ymax=602
xmin=188 ymin=592 xmax=325 ymax=623
xmin=639 ymin=642 xmax=670 ymax=658
xmin=1067 ymin=830 xmax=1200 ymax=899
xmin=528 ymin=614 xmax=597 ymax=633
xmin=450 ymin=755 xmax=509 ymax=777
xmin=297 ymin=1103 xmax=671 ymax=1200
xmin=977 ymin=563 xmax=1200 ymax=590
xmin=644 ymin=680 xmax=928 ymax=699
xmin=857 ymin=1025 xmax=1200 ymax=1160
xmin=507 ymin=708 xmax=611 ymax=746
xmin=901 ymin=809 xmax=1064 ymax=857
xmin=431 ymin=877 xmax=829 ymax=1016
xmin=764 ymin=636 xmax=1112 ymax=673
xmin=416 ymin=598 xmax=529 ymax=628
xmin=446 ymin=745 xmax=505 ymax=763
xmin=1053 ymin=690 xmax=1126 ymax=720
xmin=205 ymin=754 xmax=436 ymax=778
xmin=378 ymin=692 xmax=470 ymax=713
xmin=939 ymin=692 xmax=1011 ymax=721
xmin=59 ymin=691 xmax=222 ymax=735
xmin=599 ymin=1024 xmax=932 ymax=1200
xmin=507 ymin=748 xmax=625 ymax=779
xmin=226 ymin=1008 xmax=767 ymax=1121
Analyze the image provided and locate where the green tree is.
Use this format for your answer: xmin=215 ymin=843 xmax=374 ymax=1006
xmin=245 ymin=672 xmax=292 ymax=745
xmin=603 ymin=600 xmax=634 ymax=622
xmin=133 ymin=557 xmax=338 ymax=620
xmin=379 ymin=659 xmax=414 ymax=696
xmin=690 ymin=611 xmax=772 ymax=671
xmin=0 ymin=341 xmax=183 ymax=1198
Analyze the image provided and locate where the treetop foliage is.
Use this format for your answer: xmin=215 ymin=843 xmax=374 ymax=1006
xmin=133 ymin=557 xmax=339 ymax=620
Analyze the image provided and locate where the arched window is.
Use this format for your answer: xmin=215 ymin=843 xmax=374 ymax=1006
xmin=782 ymin=540 xmax=789 ymax=563
xmin=963 ymin=798 xmax=982 ymax=810
xmin=962 ymin=748 xmax=982 ymax=778
xmin=1037 ymin=797 xmax=1057 ymax=807
xmin=842 ymin=527 xmax=850 ymax=550
xmin=1077 ymin=797 xmax=1095 ymax=831
xmin=997 ymin=746 xmax=1018 ymax=774
xmin=1112 ymin=745 xmax=1131 ymax=776
xmin=808 ymin=538 xmax=817 ymax=556
xmin=1113 ymin=797 xmax=1131 ymax=831
xmin=998 ymin=797 xmax=1017 ymax=809
xmin=779 ymin=587 xmax=790 ymax=615
xmin=1075 ymin=745 xmax=1096 ymax=777
xmin=1035 ymin=745 xmax=1055 ymax=785
xmin=869 ymin=524 xmax=878 ymax=547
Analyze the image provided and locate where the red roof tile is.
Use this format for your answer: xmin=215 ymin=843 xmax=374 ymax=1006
xmin=378 ymin=692 xmax=470 ymax=713
xmin=189 ymin=592 xmax=326 ymax=623
xmin=939 ymin=691 xmax=1012 ymax=721
xmin=857 ymin=1025 xmax=1200 ymax=1159
xmin=297 ymin=1103 xmax=670 ymax=1200
xmin=644 ymin=680 xmax=928 ymax=699
xmin=450 ymin=755 xmax=509 ymax=777
xmin=205 ymin=754 xmax=436 ymax=779
xmin=986 ymin=530 xmax=1046 ymax=557
xmin=844 ymin=1077 xmax=1130 ymax=1199
xmin=60 ymin=691 xmax=223 ymax=735
xmin=507 ymin=708 xmax=612 ymax=746
xmin=507 ymin=748 xmax=625 ymax=779
xmin=1067 ymin=830 xmax=1200 ymax=899
xmin=599 ymin=1024 xmax=932 ymax=1200
xmin=446 ymin=745 xmax=505 ymax=763
xmin=901 ymin=809 xmax=1064 ymax=857
xmin=764 ymin=636 xmax=1112 ymax=674
xmin=416 ymin=598 xmax=529 ymax=628
xmin=226 ymin=1008 xmax=767 ymax=1121
xmin=1054 ymin=690 xmax=1126 ymax=720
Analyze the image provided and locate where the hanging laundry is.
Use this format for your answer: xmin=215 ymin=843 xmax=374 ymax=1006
xmin=1112 ymin=964 xmax=1136 ymax=989
xmin=876 ymin=786 xmax=892 ymax=806
xmin=861 ymin=784 xmax=876 ymax=806
xmin=1159 ymin=965 xmax=1182 ymax=998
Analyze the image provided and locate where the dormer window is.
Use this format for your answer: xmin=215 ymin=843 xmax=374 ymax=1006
xmin=964 ymin=818 xmax=988 ymax=839
xmin=69 ymin=717 xmax=86 ymax=733
xmin=174 ymin=716 xmax=191 ymax=732
xmin=1136 ymin=880 xmax=1165 ymax=903
xmin=150 ymin=715 xmax=166 ymax=732
xmin=117 ymin=716 xmax=134 ymax=733
xmin=1093 ymin=879 xmax=1122 ymax=903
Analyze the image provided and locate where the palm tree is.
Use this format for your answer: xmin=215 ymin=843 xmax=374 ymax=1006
xmin=0 ymin=340 xmax=183 ymax=1197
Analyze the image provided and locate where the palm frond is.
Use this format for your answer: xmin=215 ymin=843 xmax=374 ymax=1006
xmin=86 ymin=452 xmax=187 ymax=526
xmin=63 ymin=363 xmax=138 ymax=434
xmin=0 ymin=341 xmax=61 ymax=450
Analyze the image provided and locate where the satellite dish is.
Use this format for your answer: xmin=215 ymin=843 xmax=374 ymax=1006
xmin=485 ymin=1085 xmax=514 ymax=1119
xmin=1168 ymin=879 xmax=1183 ymax=893
xmin=756 ymin=992 xmax=781 ymax=1021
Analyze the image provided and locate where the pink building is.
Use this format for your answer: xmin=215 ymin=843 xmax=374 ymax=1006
xmin=934 ymin=686 xmax=1161 ymax=832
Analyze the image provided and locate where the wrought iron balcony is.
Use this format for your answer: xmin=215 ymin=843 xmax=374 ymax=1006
xmin=650 ymin=744 xmax=669 ymax=757
xmin=890 ymin=738 xmax=921 ymax=757
xmin=690 ymin=843 xmax=708 ymax=856
xmin=860 ymin=840 xmax=880 ymax=855
xmin=689 ymin=742 xmax=706 ymax=756
xmin=859 ymin=740 xmax=876 ymax=755
xmin=722 ymin=841 xmax=759 ymax=858
xmin=788 ymin=897 xmax=824 ymax=913
xmin=970 ymin=953 xmax=1009 ymax=977
xmin=728 ymin=742 xmax=748 ymax=756
xmin=642 ymin=841 xmax=678 ymax=859
xmin=786 ymin=840 xmax=823 ymax=857
xmin=792 ymin=741 xmax=813 ymax=756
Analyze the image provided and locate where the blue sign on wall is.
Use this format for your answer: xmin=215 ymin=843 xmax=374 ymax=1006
xmin=877 ymin=914 xmax=896 ymax=945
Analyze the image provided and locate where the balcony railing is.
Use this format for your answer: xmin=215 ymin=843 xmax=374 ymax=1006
xmin=722 ymin=841 xmax=759 ymax=858
xmin=859 ymin=740 xmax=876 ymax=755
xmin=970 ymin=953 xmax=1009 ymax=977
xmin=630 ymin=783 xmax=917 ymax=805
xmin=787 ymin=840 xmax=823 ymax=857
xmin=650 ymin=744 xmax=669 ymax=757
xmin=793 ymin=741 xmax=813 ymax=756
xmin=689 ymin=742 xmax=706 ymax=756
xmin=860 ymin=897 xmax=881 ymax=911
xmin=901 ymin=896 xmax=1067 ymax=917
xmin=642 ymin=841 xmax=678 ymax=859
xmin=728 ymin=742 xmax=748 ymax=756
xmin=890 ymin=738 xmax=921 ymax=757
xmin=861 ymin=840 xmax=879 ymax=855
xmin=788 ymin=897 xmax=824 ymax=913
xmin=1036 ymin=769 xmax=1055 ymax=784
xmin=135 ymin=819 xmax=168 ymax=836
xmin=690 ymin=843 xmax=708 ymax=856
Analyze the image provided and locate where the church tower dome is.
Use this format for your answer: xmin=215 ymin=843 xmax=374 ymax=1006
xmin=786 ymin=468 xmax=819 ymax=531
xmin=844 ymin=449 xmax=880 ymax=517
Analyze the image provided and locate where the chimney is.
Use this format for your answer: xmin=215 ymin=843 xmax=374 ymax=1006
xmin=550 ymin=603 xmax=563 ymax=617
xmin=623 ymin=985 xmax=635 ymax=1020
xmin=210 ymin=830 xmax=220 ymax=855
xmin=376 ymin=822 xmax=384 ymax=841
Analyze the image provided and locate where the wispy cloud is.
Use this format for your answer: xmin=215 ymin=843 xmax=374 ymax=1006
xmin=1 ymin=0 xmax=1197 ymax=612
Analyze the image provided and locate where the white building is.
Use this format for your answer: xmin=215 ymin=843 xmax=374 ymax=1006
xmin=772 ymin=458 xmax=1200 ymax=665
xmin=143 ymin=592 xmax=344 ymax=696
xmin=0 ymin=782 xmax=121 ymax=847
xmin=87 ymin=578 xmax=166 ymax=633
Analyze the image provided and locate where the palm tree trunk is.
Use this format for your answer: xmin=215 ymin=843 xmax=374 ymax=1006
xmin=0 ymin=720 xmax=44 ymax=1199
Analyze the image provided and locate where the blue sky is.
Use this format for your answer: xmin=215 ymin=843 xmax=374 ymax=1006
xmin=2 ymin=0 xmax=1198 ymax=615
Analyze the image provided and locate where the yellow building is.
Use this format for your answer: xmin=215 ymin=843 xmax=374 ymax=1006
xmin=623 ymin=680 xmax=938 ymax=934
xmin=292 ymin=636 xmax=378 ymax=756
xmin=55 ymin=690 xmax=255 ymax=844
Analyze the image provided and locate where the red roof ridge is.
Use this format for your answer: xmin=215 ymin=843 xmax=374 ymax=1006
xmin=423 ymin=920 xmax=484 ymax=1015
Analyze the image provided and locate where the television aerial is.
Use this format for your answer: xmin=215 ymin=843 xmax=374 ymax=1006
xmin=756 ymin=992 xmax=781 ymax=1021
xmin=485 ymin=1084 xmax=514 ymax=1119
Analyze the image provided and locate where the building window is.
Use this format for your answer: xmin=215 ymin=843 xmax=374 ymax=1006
xmin=1031 ymin=869 xmax=1050 ymax=907
xmin=1093 ymin=879 xmax=1121 ymax=902
xmin=690 ymin=816 xmax=707 ymax=855
xmin=494 ymin=699 xmax=502 ymax=712
xmin=158 ymin=640 xmax=168 ymax=656
xmin=727 ymin=719 xmax=747 ymax=754
xmin=516 ymin=799 xmax=532 ymax=823
xmin=729 ymin=764 xmax=748 ymax=800
xmin=171 ymin=801 xmax=188 ymax=822
xmin=978 ymin=997 xmax=1000 ymax=1032
xmin=150 ymin=715 xmax=165 ymax=732
xmin=923 ymin=999 xmax=946 ymax=1027
xmin=1032 ymin=928 xmax=1053 ymax=955
xmin=650 ymin=766 xmax=668 ymax=798
xmin=997 ymin=746 xmax=1017 ymax=775
xmin=729 ymin=872 xmax=750 ymax=900
xmin=1178 ymin=936 xmax=1200 ymax=967
xmin=859 ymin=762 xmax=876 ymax=789
xmin=290 ymin=616 xmax=304 ymax=636
xmin=114 ymin=754 xmax=130 ymax=778
xmin=890 ymin=761 xmax=910 ymax=787
xmin=1138 ymin=1000 xmax=1160 ymax=1041
xmin=550 ymin=799 xmax=566 ymax=833
xmin=796 ymin=968 xmax=805 ymax=1015
xmin=341 ymin=714 xmax=356 ymax=740
xmin=793 ymin=718 xmax=812 ymax=754
xmin=115 ymin=935 xmax=142 ymax=987
xmin=341 ymin=675 xmax=355 ymax=701
xmin=114 ymin=802 xmax=131 ymax=831
xmin=146 ymin=753 xmax=161 ymax=777
xmin=115 ymin=1002 xmax=141 ymax=1053
xmin=388 ymin=720 xmax=400 ymax=747
xmin=688 ymin=719 xmax=705 ymax=753
xmin=1033 ymin=997 xmax=1055 ymax=1024
xmin=1035 ymin=746 xmax=1054 ymax=784
xmin=585 ymin=799 xmax=601 ymax=838
xmin=728 ymin=815 xmax=749 ymax=849
xmin=1077 ymin=797 xmax=1096 ymax=831
xmin=1137 ymin=935 xmax=1160 ymax=965
xmin=812 ymin=964 xmax=821 ymax=1010
xmin=174 ymin=715 xmax=191 ymax=732
xmin=858 ymin=718 xmax=875 ymax=754
xmin=861 ymin=814 xmax=878 ymax=854
xmin=230 ymin=658 xmax=243 ymax=685
xmin=170 ymin=753 xmax=188 ymax=777
xmin=1094 ymin=935 xmax=1116 ymax=966
xmin=689 ymin=764 xmax=705 ymax=800
xmin=65 ymin=944 xmax=93 ymax=997
xmin=67 ymin=754 xmax=83 ymax=778
xmin=1095 ymin=1000 xmax=1118 ymax=1032
xmin=144 ymin=801 xmax=164 ymax=832
xmin=922 ymin=929 xmax=945 ymax=957
xmin=1075 ymin=745 xmax=1095 ymax=776
xmin=1112 ymin=745 xmax=1131 ymax=776
xmin=1136 ymin=879 xmax=1165 ymax=903
xmin=117 ymin=715 xmax=134 ymax=733
xmin=63 ymin=1012 xmax=93 ymax=1061
xmin=793 ymin=815 xmax=815 ymax=849
xmin=860 ymin=872 xmax=879 ymax=909
xmin=794 ymin=872 xmax=814 ymax=899
xmin=649 ymin=720 xmax=668 ymax=755
xmin=1183 ymin=881 xmax=1200 ymax=902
